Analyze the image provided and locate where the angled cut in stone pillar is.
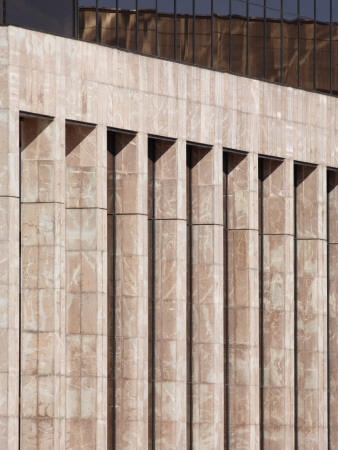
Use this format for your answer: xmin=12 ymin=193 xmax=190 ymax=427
xmin=20 ymin=116 xmax=65 ymax=449
xmin=328 ymin=170 xmax=338 ymax=449
xmin=260 ymin=158 xmax=294 ymax=449
xmin=149 ymin=138 xmax=186 ymax=449
xmin=0 ymin=108 xmax=19 ymax=449
xmin=187 ymin=144 xmax=224 ymax=449
xmin=226 ymin=152 xmax=259 ymax=449
xmin=111 ymin=132 xmax=148 ymax=450
xmin=65 ymin=123 xmax=107 ymax=449
xmin=295 ymin=164 xmax=327 ymax=448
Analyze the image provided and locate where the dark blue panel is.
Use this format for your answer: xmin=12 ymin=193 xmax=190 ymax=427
xmin=232 ymin=0 xmax=246 ymax=16
xmin=266 ymin=0 xmax=281 ymax=10
xmin=249 ymin=4 xmax=264 ymax=18
xmin=214 ymin=0 xmax=229 ymax=15
xmin=316 ymin=0 xmax=330 ymax=22
xmin=300 ymin=0 xmax=314 ymax=20
xmin=249 ymin=0 xmax=264 ymax=6
xmin=7 ymin=0 xmax=74 ymax=37
xmin=176 ymin=0 xmax=193 ymax=15
xmin=138 ymin=0 xmax=155 ymax=9
xmin=99 ymin=0 xmax=116 ymax=7
xmin=119 ymin=0 xmax=136 ymax=10
xmin=195 ymin=0 xmax=211 ymax=15
xmin=157 ymin=0 xmax=174 ymax=13
xmin=283 ymin=0 xmax=298 ymax=16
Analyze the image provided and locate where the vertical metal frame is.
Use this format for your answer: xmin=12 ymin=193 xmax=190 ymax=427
xmin=229 ymin=0 xmax=232 ymax=72
xmin=136 ymin=0 xmax=139 ymax=51
xmin=211 ymin=0 xmax=214 ymax=68
xmin=314 ymin=0 xmax=317 ymax=90
xmin=246 ymin=0 xmax=249 ymax=76
xmin=155 ymin=0 xmax=158 ymax=56
xmin=264 ymin=0 xmax=266 ymax=80
xmin=281 ymin=0 xmax=284 ymax=83
xmin=193 ymin=0 xmax=196 ymax=65
xmin=297 ymin=0 xmax=300 ymax=87
xmin=116 ymin=0 xmax=119 ymax=46
xmin=330 ymin=0 xmax=333 ymax=94
xmin=174 ymin=0 xmax=177 ymax=60
xmin=96 ymin=0 xmax=99 ymax=42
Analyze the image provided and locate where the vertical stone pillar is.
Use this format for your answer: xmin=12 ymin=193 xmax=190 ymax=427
xmin=328 ymin=170 xmax=338 ymax=449
xmin=0 ymin=109 xmax=19 ymax=449
xmin=189 ymin=144 xmax=224 ymax=449
xmin=65 ymin=123 xmax=107 ymax=449
xmin=113 ymin=132 xmax=148 ymax=449
xmin=295 ymin=164 xmax=327 ymax=448
xmin=20 ymin=117 xmax=64 ymax=449
xmin=261 ymin=158 xmax=294 ymax=449
xmin=227 ymin=152 xmax=259 ymax=449
xmin=152 ymin=139 xmax=186 ymax=448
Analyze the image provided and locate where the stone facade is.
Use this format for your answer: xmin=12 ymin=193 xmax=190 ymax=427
xmin=0 ymin=25 xmax=337 ymax=449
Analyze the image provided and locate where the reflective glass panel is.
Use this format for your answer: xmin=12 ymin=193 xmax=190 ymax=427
xmin=157 ymin=0 xmax=175 ymax=59
xmin=177 ymin=0 xmax=193 ymax=63
xmin=265 ymin=7 xmax=281 ymax=82
xmin=316 ymin=0 xmax=330 ymax=22
xmin=333 ymin=2 xmax=338 ymax=93
xmin=283 ymin=13 xmax=298 ymax=87
xmin=7 ymin=0 xmax=73 ymax=38
xmin=99 ymin=0 xmax=117 ymax=45
xmin=299 ymin=19 xmax=314 ymax=90
xmin=283 ymin=0 xmax=297 ymax=16
xmin=299 ymin=0 xmax=314 ymax=20
xmin=138 ymin=0 xmax=156 ymax=55
xmin=213 ymin=0 xmax=230 ymax=70
xmin=118 ymin=0 xmax=137 ymax=50
xmin=231 ymin=0 xmax=247 ymax=75
xmin=316 ymin=20 xmax=330 ymax=92
xmin=195 ymin=0 xmax=211 ymax=67
xmin=266 ymin=0 xmax=281 ymax=12
xmin=79 ymin=0 xmax=97 ymax=42
xmin=248 ymin=4 xmax=264 ymax=79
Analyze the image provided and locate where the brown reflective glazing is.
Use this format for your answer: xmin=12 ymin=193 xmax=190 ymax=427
xmin=283 ymin=17 xmax=298 ymax=87
xmin=299 ymin=20 xmax=315 ymax=90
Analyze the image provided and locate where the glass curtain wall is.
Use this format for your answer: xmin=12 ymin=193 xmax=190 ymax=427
xmin=2 ymin=1 xmax=338 ymax=95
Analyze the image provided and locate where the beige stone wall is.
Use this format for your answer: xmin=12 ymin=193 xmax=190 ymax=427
xmin=0 ymin=25 xmax=336 ymax=449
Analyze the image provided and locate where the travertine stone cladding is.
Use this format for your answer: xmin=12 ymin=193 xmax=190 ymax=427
xmin=112 ymin=132 xmax=148 ymax=450
xmin=4 ymin=26 xmax=338 ymax=167
xmin=189 ymin=145 xmax=224 ymax=449
xmin=261 ymin=159 xmax=295 ymax=449
xmin=65 ymin=124 xmax=107 ymax=449
xmin=152 ymin=139 xmax=187 ymax=449
xmin=20 ymin=117 xmax=64 ymax=449
xmin=295 ymin=165 xmax=328 ymax=449
xmin=227 ymin=152 xmax=259 ymax=449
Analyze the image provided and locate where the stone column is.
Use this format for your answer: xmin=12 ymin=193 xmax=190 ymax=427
xmin=0 ymin=108 xmax=19 ymax=448
xmin=328 ymin=170 xmax=338 ymax=449
xmin=113 ymin=132 xmax=148 ymax=449
xmin=20 ymin=117 xmax=64 ymax=449
xmin=227 ymin=152 xmax=259 ymax=449
xmin=189 ymin=144 xmax=224 ymax=449
xmin=65 ymin=123 xmax=107 ymax=449
xmin=151 ymin=138 xmax=186 ymax=448
xmin=295 ymin=164 xmax=327 ymax=448
xmin=261 ymin=158 xmax=294 ymax=449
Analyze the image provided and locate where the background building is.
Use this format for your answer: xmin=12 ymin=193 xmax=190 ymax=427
xmin=0 ymin=1 xmax=337 ymax=449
